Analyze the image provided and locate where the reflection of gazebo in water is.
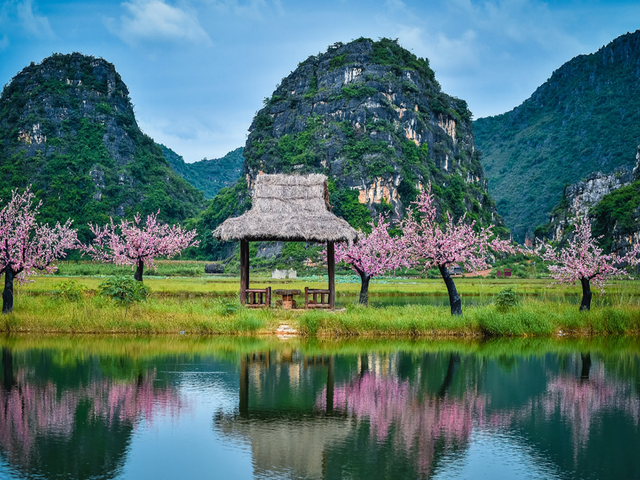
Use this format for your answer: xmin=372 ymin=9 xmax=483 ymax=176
xmin=214 ymin=350 xmax=348 ymax=479
xmin=214 ymin=351 xmax=476 ymax=479
xmin=213 ymin=174 xmax=358 ymax=308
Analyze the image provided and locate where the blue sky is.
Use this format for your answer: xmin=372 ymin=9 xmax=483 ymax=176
xmin=1 ymin=0 xmax=639 ymax=162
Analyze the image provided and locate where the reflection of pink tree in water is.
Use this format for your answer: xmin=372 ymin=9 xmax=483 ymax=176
xmin=533 ymin=362 xmax=640 ymax=457
xmin=316 ymin=372 xmax=485 ymax=477
xmin=0 ymin=368 xmax=187 ymax=465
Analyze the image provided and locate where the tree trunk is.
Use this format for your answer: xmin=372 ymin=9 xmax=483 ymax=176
xmin=439 ymin=265 xmax=462 ymax=315
xmin=358 ymin=271 xmax=371 ymax=306
xmin=580 ymin=353 xmax=591 ymax=381
xmin=580 ymin=277 xmax=592 ymax=311
xmin=2 ymin=268 xmax=15 ymax=314
xmin=438 ymin=353 xmax=461 ymax=398
xmin=2 ymin=347 xmax=14 ymax=391
xmin=134 ymin=259 xmax=144 ymax=282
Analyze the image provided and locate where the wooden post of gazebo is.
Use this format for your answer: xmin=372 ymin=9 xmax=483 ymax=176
xmin=327 ymin=241 xmax=335 ymax=309
xmin=239 ymin=355 xmax=248 ymax=416
xmin=240 ymin=239 xmax=249 ymax=305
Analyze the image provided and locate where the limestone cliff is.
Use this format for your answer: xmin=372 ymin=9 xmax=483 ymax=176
xmin=536 ymin=145 xmax=640 ymax=255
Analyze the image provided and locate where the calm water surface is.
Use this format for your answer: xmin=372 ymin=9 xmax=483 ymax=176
xmin=0 ymin=336 xmax=638 ymax=479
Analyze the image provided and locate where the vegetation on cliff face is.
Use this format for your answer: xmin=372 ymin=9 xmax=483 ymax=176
xmin=590 ymin=180 xmax=640 ymax=253
xmin=159 ymin=145 xmax=243 ymax=199
xmin=200 ymin=38 xmax=505 ymax=260
xmin=534 ymin=146 xmax=640 ymax=255
xmin=475 ymin=30 xmax=640 ymax=242
xmin=0 ymin=53 xmax=204 ymax=244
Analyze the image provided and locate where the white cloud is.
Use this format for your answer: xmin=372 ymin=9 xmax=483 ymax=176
xmin=16 ymin=0 xmax=54 ymax=38
xmin=107 ymin=0 xmax=212 ymax=45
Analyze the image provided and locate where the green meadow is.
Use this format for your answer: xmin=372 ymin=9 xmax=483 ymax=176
xmin=2 ymin=260 xmax=639 ymax=337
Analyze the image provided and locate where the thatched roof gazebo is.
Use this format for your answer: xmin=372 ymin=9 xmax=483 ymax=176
xmin=213 ymin=174 xmax=358 ymax=308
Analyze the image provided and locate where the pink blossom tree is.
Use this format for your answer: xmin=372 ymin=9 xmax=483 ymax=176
xmin=0 ymin=187 xmax=78 ymax=313
xmin=335 ymin=215 xmax=411 ymax=305
xmin=402 ymin=184 xmax=515 ymax=315
xmin=85 ymin=211 xmax=199 ymax=282
xmin=541 ymin=212 xmax=638 ymax=311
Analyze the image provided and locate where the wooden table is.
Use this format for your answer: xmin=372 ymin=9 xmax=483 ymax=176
xmin=273 ymin=289 xmax=301 ymax=309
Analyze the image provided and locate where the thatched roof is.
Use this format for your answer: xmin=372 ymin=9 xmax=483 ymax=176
xmin=213 ymin=174 xmax=358 ymax=243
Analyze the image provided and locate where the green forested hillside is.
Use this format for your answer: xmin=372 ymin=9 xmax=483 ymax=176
xmin=0 ymin=53 xmax=205 ymax=243
xmin=160 ymin=145 xmax=243 ymax=199
xmin=475 ymin=30 xmax=640 ymax=241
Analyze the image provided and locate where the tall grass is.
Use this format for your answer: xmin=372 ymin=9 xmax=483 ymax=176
xmin=298 ymin=299 xmax=640 ymax=337
xmin=3 ymin=295 xmax=638 ymax=337
xmin=0 ymin=295 xmax=276 ymax=334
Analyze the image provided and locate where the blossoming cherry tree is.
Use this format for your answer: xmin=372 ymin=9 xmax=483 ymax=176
xmin=335 ymin=215 xmax=411 ymax=305
xmin=402 ymin=184 xmax=515 ymax=315
xmin=541 ymin=212 xmax=638 ymax=311
xmin=85 ymin=211 xmax=199 ymax=282
xmin=0 ymin=187 xmax=78 ymax=313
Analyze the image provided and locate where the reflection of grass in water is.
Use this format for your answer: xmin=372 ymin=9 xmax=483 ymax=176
xmin=1 ymin=333 xmax=639 ymax=365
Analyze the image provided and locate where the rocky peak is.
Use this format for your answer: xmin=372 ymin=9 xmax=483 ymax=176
xmin=564 ymin=168 xmax=634 ymax=217
xmin=0 ymin=52 xmax=204 ymax=242
xmin=1 ymin=53 xmax=137 ymax=166
xmin=475 ymin=30 xmax=640 ymax=242
xmin=241 ymin=38 xmax=501 ymax=230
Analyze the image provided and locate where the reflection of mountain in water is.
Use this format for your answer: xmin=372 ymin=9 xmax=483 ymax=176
xmin=214 ymin=350 xmax=351 ymax=479
xmin=1 ymin=338 xmax=639 ymax=480
xmin=0 ymin=347 xmax=187 ymax=480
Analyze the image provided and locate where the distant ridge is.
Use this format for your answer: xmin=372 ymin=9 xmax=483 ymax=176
xmin=160 ymin=145 xmax=244 ymax=198
xmin=475 ymin=30 xmax=640 ymax=241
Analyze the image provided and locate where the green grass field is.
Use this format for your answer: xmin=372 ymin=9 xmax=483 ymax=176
xmin=16 ymin=269 xmax=640 ymax=299
xmin=1 ymin=260 xmax=638 ymax=337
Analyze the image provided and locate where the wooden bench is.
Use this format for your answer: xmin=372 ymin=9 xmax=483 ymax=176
xmin=245 ymin=287 xmax=271 ymax=308
xmin=305 ymin=287 xmax=331 ymax=309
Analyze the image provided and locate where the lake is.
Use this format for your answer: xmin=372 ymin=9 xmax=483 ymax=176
xmin=0 ymin=335 xmax=638 ymax=479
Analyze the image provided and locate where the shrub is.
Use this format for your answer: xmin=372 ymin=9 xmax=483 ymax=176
xmin=217 ymin=297 xmax=240 ymax=316
xmin=98 ymin=276 xmax=149 ymax=307
xmin=53 ymin=280 xmax=87 ymax=302
xmin=495 ymin=287 xmax=518 ymax=311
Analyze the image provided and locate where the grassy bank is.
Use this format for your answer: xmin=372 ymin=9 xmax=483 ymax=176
xmin=1 ymin=295 xmax=639 ymax=337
